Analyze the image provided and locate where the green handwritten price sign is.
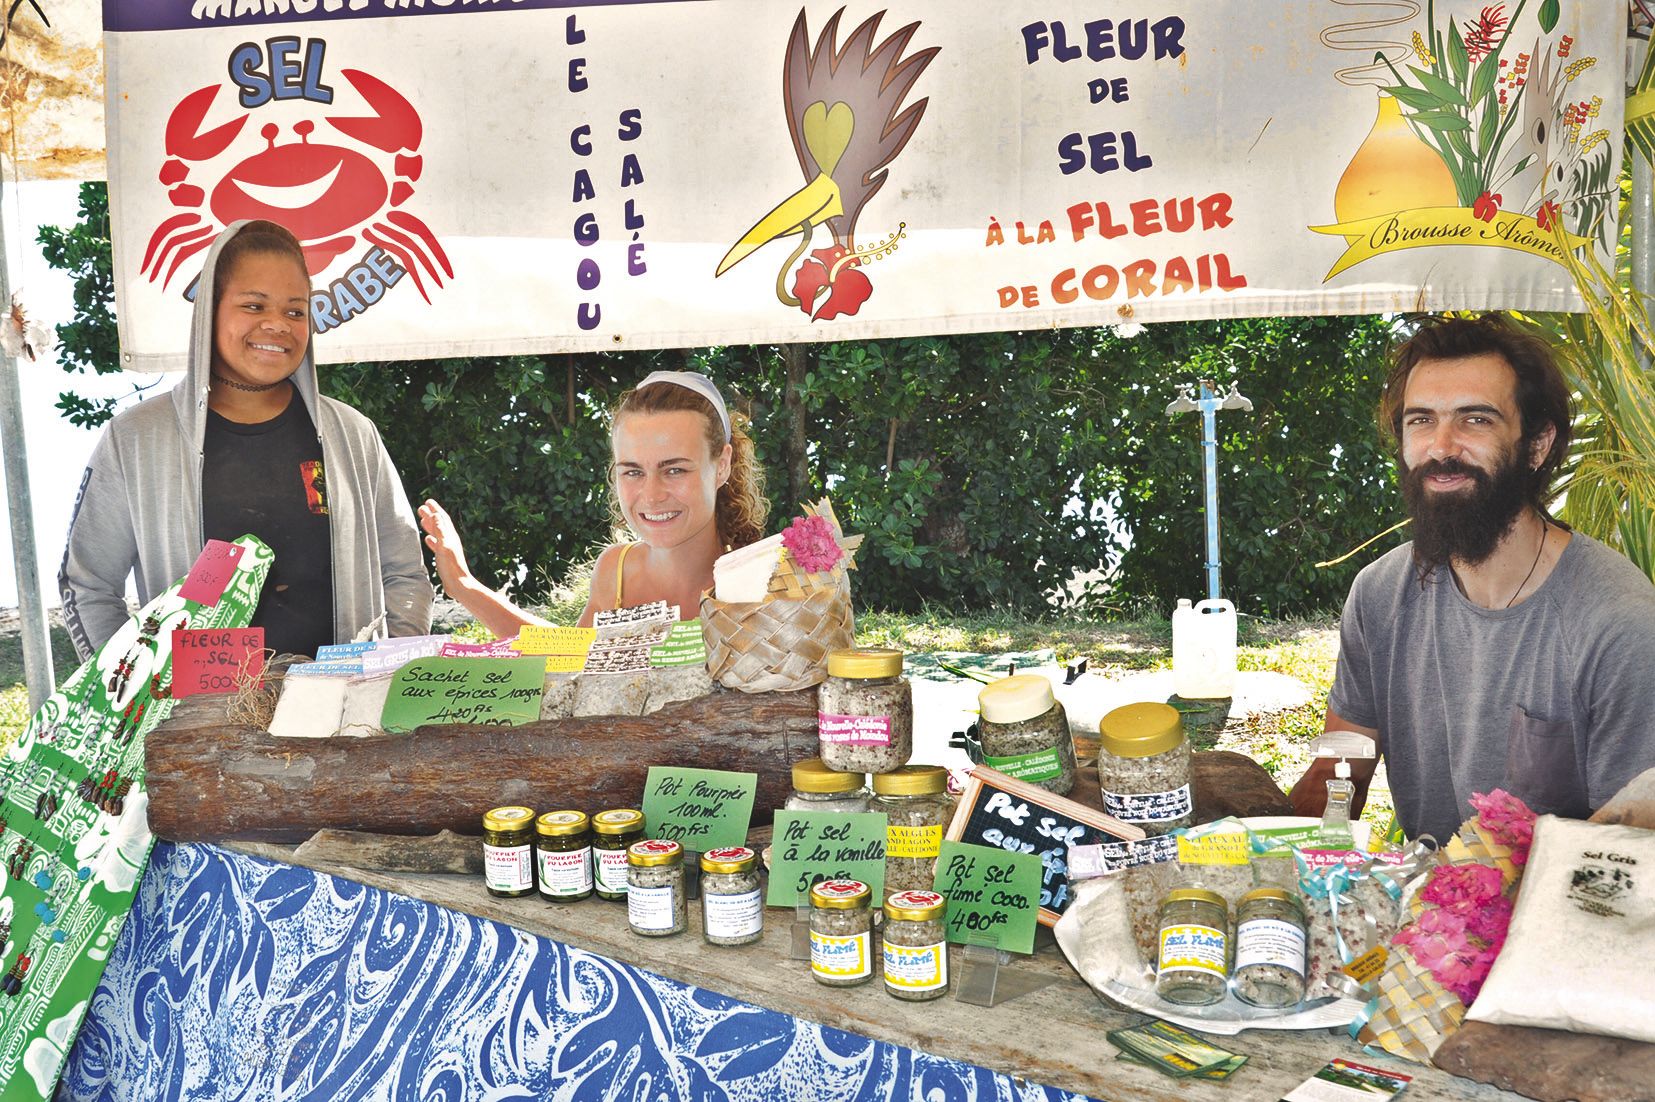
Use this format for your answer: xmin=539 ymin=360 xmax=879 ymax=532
xmin=641 ymin=767 xmax=757 ymax=850
xmin=380 ymin=657 xmax=545 ymax=733
xmin=766 ymin=811 xmax=886 ymax=906
xmin=932 ymin=840 xmax=1041 ymax=954
xmin=649 ymin=620 xmax=708 ymax=668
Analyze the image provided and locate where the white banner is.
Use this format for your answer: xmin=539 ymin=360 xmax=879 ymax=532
xmin=104 ymin=0 xmax=1626 ymax=368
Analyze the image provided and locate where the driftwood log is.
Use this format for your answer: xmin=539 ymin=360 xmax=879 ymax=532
xmin=146 ymin=688 xmax=819 ymax=843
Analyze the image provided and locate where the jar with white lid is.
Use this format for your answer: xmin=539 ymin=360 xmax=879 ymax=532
xmin=785 ymin=758 xmax=871 ymax=814
xmin=1097 ymin=702 xmax=1193 ymax=836
xmin=977 ymin=675 xmax=1077 ymax=795
xmin=817 ymin=648 xmax=912 ymax=774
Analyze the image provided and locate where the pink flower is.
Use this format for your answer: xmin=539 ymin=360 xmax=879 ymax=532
xmin=1469 ymin=789 xmax=1537 ymax=862
xmin=783 ymin=514 xmax=843 ymax=573
xmin=1420 ymin=863 xmax=1504 ymax=911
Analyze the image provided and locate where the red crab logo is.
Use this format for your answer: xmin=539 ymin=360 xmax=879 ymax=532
xmin=142 ymin=69 xmax=452 ymax=302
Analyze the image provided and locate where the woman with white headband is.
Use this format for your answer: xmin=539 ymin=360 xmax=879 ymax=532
xmin=418 ymin=371 xmax=769 ymax=632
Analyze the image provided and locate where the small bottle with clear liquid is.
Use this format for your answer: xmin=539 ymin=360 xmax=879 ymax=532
xmin=1321 ymin=759 xmax=1355 ymax=849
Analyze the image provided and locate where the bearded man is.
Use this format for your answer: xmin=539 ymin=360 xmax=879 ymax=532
xmin=1289 ymin=314 xmax=1655 ymax=842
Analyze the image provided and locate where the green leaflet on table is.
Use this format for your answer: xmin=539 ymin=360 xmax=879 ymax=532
xmin=0 ymin=535 xmax=271 ymax=1100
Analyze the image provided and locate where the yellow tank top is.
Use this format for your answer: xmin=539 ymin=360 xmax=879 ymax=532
xmin=613 ymin=542 xmax=642 ymax=607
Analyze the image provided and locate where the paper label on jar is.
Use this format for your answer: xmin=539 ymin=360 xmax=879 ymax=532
xmin=1176 ymin=833 xmax=1250 ymax=866
xmin=886 ymin=823 xmax=943 ymax=859
xmin=703 ymin=888 xmax=763 ymax=938
xmin=1103 ymin=784 xmax=1193 ymax=824
xmin=983 ymin=747 xmax=1064 ymax=783
xmin=811 ymin=930 xmax=871 ymax=978
xmin=883 ymin=941 xmax=947 ymax=991
xmin=483 ymin=843 xmax=534 ymax=892
xmin=538 ymin=846 xmax=593 ymax=897
xmin=595 ymin=849 xmax=631 ymax=895
xmin=1071 ymin=834 xmax=1180 ymax=879
xmin=1235 ymin=917 xmax=1306 ymax=975
xmin=818 ymin=712 xmax=893 ymax=746
xmin=1158 ymin=924 xmax=1227 ymax=977
xmin=627 ymin=884 xmax=679 ymax=931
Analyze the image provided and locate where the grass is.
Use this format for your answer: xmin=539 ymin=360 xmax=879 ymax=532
xmin=1 ymin=605 xmax=1390 ymax=833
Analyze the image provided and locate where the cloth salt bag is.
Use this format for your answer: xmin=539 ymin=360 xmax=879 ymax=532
xmin=1468 ymin=815 xmax=1655 ymax=1043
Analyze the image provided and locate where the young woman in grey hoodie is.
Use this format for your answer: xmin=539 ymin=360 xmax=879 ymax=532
xmin=58 ymin=220 xmax=433 ymax=660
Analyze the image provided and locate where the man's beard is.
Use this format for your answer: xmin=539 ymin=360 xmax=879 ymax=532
xmin=1401 ymin=445 xmax=1534 ymax=571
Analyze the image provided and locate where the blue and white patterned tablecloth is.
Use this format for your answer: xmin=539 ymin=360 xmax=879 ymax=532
xmin=58 ymin=843 xmax=1096 ymax=1101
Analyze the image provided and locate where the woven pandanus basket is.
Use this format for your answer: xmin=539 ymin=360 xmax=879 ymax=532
xmin=700 ymin=548 xmax=855 ymax=693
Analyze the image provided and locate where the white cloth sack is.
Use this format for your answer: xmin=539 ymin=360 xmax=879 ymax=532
xmin=1469 ymin=815 xmax=1655 ymax=1043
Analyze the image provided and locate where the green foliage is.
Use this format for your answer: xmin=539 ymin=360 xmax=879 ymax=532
xmin=40 ymin=186 xmax=1398 ymax=613
xmin=34 ymin=182 xmax=152 ymax=428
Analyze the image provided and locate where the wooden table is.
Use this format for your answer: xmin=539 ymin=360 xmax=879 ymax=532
xmin=228 ymin=839 xmax=1523 ymax=1102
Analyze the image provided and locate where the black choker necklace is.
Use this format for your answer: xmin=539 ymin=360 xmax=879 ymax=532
xmin=211 ymin=372 xmax=287 ymax=393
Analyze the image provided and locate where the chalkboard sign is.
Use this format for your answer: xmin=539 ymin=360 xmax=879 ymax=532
xmin=944 ymin=766 xmax=1144 ymax=926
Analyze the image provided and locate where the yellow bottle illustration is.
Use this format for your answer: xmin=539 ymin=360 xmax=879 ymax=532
xmin=1334 ymin=91 xmax=1460 ymax=228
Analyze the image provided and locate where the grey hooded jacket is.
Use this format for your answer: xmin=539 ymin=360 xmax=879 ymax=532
xmin=58 ymin=220 xmax=433 ymax=659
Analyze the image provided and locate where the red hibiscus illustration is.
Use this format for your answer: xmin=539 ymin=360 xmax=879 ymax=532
xmin=1535 ymin=200 xmax=1562 ymax=232
xmin=1472 ymin=191 xmax=1502 ymax=222
xmin=791 ymin=245 xmax=872 ymax=321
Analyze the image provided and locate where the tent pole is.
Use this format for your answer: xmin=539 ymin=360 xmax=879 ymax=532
xmin=0 ymin=171 xmax=55 ymax=710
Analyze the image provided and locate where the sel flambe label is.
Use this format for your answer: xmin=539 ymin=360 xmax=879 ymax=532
xmin=483 ymin=843 xmax=533 ymax=892
xmin=811 ymin=930 xmax=871 ymax=979
xmin=883 ymin=941 xmax=947 ymax=991
xmin=1158 ymin=924 xmax=1227 ymax=977
xmin=818 ymin=712 xmax=893 ymax=746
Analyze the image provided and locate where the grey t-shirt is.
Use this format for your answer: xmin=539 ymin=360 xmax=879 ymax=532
xmin=1328 ymin=533 xmax=1655 ymax=842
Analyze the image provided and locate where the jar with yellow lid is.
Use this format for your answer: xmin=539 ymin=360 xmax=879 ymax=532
xmin=592 ymin=808 xmax=645 ymax=901
xmin=977 ymin=675 xmax=1077 ymax=795
xmin=626 ymin=839 xmax=687 ymax=936
xmin=1233 ymin=887 xmax=1307 ymax=1008
xmin=809 ymin=879 xmax=874 ymax=986
xmin=871 ymin=765 xmax=952 ymax=895
xmin=1156 ymin=888 xmax=1229 ymax=1005
xmin=482 ymin=806 xmax=536 ymax=898
xmin=1097 ymin=702 xmax=1193 ymax=836
xmin=535 ymin=810 xmax=593 ymax=902
xmin=882 ymin=889 xmax=949 ymax=1000
xmin=818 ymin=647 xmax=912 ymax=774
xmin=700 ymin=847 xmax=763 ymax=946
xmin=785 ymin=758 xmax=871 ymax=814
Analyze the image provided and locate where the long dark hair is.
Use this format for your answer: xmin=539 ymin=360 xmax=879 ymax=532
xmin=211 ymin=220 xmax=311 ymax=309
xmin=1380 ymin=314 xmax=1573 ymax=514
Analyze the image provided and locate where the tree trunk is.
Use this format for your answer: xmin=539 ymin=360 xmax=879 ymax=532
xmin=779 ymin=344 xmax=811 ymax=506
xmin=146 ymin=689 xmax=820 ymax=843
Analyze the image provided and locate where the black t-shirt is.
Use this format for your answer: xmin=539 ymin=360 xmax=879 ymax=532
xmin=203 ymin=389 xmax=335 ymax=657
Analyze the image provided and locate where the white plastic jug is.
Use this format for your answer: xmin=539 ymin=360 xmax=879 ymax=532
xmin=1172 ymin=597 xmax=1237 ymax=699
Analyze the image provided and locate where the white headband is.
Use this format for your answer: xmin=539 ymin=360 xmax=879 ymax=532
xmin=633 ymin=370 xmax=731 ymax=442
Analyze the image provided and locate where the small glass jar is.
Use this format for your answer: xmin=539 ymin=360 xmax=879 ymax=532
xmin=627 ymin=839 xmax=687 ymax=937
xmin=535 ymin=810 xmax=593 ymax=902
xmin=818 ymin=648 xmax=912 ymax=775
xmin=1098 ymin=702 xmax=1193 ymax=836
xmin=1233 ymin=887 xmax=1308 ymax=1008
xmin=482 ymin=806 xmax=536 ymax=898
xmin=785 ymin=758 xmax=872 ymax=814
xmin=882 ymin=889 xmax=949 ymax=1001
xmin=592 ymin=808 xmax=645 ymax=901
xmin=977 ymin=675 xmax=1078 ymax=795
xmin=700 ymin=847 xmax=763 ymax=947
xmin=809 ymin=879 xmax=874 ymax=986
xmin=1156 ymin=888 xmax=1229 ymax=1005
xmin=871 ymin=765 xmax=953 ymax=896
